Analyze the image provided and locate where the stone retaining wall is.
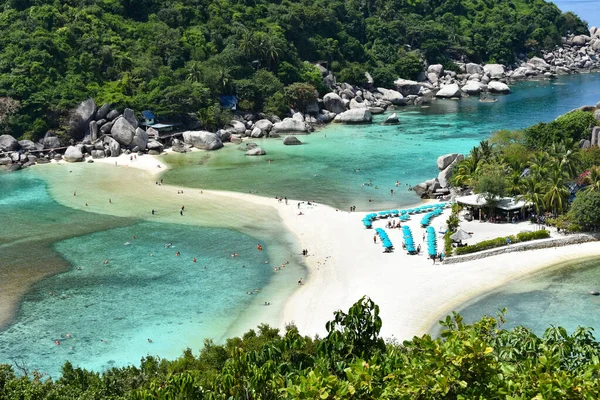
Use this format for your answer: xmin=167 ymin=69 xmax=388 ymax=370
xmin=443 ymin=233 xmax=600 ymax=264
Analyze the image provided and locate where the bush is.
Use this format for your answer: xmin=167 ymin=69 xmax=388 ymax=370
xmin=338 ymin=63 xmax=368 ymax=86
xmin=568 ymin=190 xmax=600 ymax=231
xmin=444 ymin=231 xmax=453 ymax=256
xmin=454 ymin=230 xmax=550 ymax=255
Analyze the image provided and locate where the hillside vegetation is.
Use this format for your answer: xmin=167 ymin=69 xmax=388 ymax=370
xmin=3 ymin=297 xmax=600 ymax=398
xmin=0 ymin=0 xmax=587 ymax=139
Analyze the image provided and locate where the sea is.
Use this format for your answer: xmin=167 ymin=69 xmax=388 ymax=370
xmin=2 ymin=72 xmax=600 ymax=377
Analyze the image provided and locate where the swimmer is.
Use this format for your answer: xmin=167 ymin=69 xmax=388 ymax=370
xmin=104 ymin=259 xmax=109 ymax=264
xmin=125 ymin=241 xmax=131 ymax=245
xmin=176 ymin=251 xmax=180 ymax=256
xmin=132 ymin=235 xmax=136 ymax=239
xmin=55 ymin=340 xmax=61 ymax=345
xmin=85 ymin=203 xmax=88 ymax=206
xmin=148 ymin=338 xmax=153 ymax=343
xmin=73 ymin=191 xmax=76 ymax=196
xmin=109 ymin=199 xmax=112 ymax=204
xmin=203 ymin=265 xmax=206 ymax=269
xmin=65 ymin=334 xmax=71 ymax=338
xmin=76 ymin=267 xmax=82 ymax=271
xmin=265 ymin=260 xmax=269 ymax=264
xmin=193 ymin=258 xmax=197 ymax=263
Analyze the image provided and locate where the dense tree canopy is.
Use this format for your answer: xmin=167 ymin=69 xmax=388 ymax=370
xmin=3 ymin=297 xmax=600 ymax=398
xmin=0 ymin=0 xmax=587 ymax=139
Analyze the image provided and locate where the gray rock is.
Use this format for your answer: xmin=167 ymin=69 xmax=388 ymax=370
xmin=182 ymin=131 xmax=224 ymax=150
xmin=0 ymin=134 xmax=19 ymax=152
xmin=42 ymin=132 xmax=61 ymax=149
xmin=333 ymin=109 xmax=372 ymax=124
xmin=89 ymin=121 xmax=98 ymax=142
xmin=217 ymin=129 xmax=232 ymax=142
xmin=147 ymin=139 xmax=164 ymax=152
xmin=96 ymin=103 xmax=111 ymax=120
xmin=7 ymin=163 xmax=21 ymax=172
xmin=436 ymin=83 xmax=461 ymax=98
xmin=394 ymin=79 xmax=422 ymax=96
xmin=349 ymin=98 xmax=367 ymax=109
xmin=377 ymin=87 xmax=405 ymax=105
xmin=146 ymin=127 xmax=159 ymax=138
xmin=106 ymin=110 xmax=120 ymax=120
xmin=528 ymin=57 xmax=549 ymax=68
xmin=254 ymin=119 xmax=273 ymax=133
xmin=103 ymin=136 xmax=121 ymax=157
xmin=251 ymin=127 xmax=264 ymax=138
xmin=427 ymin=64 xmax=444 ymax=76
xmin=579 ymin=139 xmax=591 ymax=149
xmin=68 ymin=98 xmax=97 ymax=139
xmin=110 ymin=117 xmax=136 ymax=146
xmin=323 ymin=93 xmax=346 ymax=114
xmin=283 ymin=135 xmax=302 ymax=145
xmin=245 ymin=147 xmax=266 ymax=156
xmin=461 ymin=82 xmax=484 ymax=95
xmin=572 ymin=35 xmax=588 ymax=46
xmin=369 ymin=107 xmax=385 ymax=114
xmin=130 ymin=127 xmax=148 ymax=150
xmin=17 ymin=139 xmax=36 ymax=151
xmin=63 ymin=145 xmax=84 ymax=162
xmin=123 ymin=108 xmax=138 ymax=129
xmin=413 ymin=182 xmax=429 ymax=196
xmin=10 ymin=152 xmax=20 ymax=162
xmin=229 ymin=120 xmax=247 ymax=134
xmin=488 ymin=81 xmax=511 ymax=94
xmin=272 ymin=118 xmax=309 ymax=133
xmin=53 ymin=154 xmax=62 ymax=161
xmin=100 ymin=120 xmax=114 ymax=135
xmin=0 ymin=157 xmax=11 ymax=165
xmin=91 ymin=149 xmax=106 ymax=159
xmin=437 ymin=153 xmax=459 ymax=170
xmin=483 ymin=64 xmax=505 ymax=79
xmin=27 ymin=155 xmax=37 ymax=163
xmin=465 ymin=63 xmax=483 ymax=75
xmin=594 ymin=110 xmax=600 ymax=122
xmin=384 ymin=113 xmax=399 ymax=124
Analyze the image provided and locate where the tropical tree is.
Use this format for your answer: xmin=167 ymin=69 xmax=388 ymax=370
xmin=518 ymin=177 xmax=546 ymax=214
xmin=543 ymin=166 xmax=570 ymax=214
xmin=583 ymin=167 xmax=600 ymax=192
xmin=568 ymin=190 xmax=600 ymax=230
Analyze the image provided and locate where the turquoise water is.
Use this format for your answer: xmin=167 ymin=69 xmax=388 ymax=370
xmin=0 ymin=171 xmax=298 ymax=378
xmin=162 ymin=73 xmax=600 ymax=211
xmin=451 ymin=259 xmax=600 ymax=336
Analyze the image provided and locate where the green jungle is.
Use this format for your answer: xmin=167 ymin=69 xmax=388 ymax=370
xmin=0 ymin=0 xmax=587 ymax=139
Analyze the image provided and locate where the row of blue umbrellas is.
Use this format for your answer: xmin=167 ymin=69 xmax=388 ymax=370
xmin=420 ymin=208 xmax=444 ymax=227
xmin=402 ymin=226 xmax=416 ymax=253
xmin=375 ymin=228 xmax=393 ymax=249
xmin=426 ymin=226 xmax=437 ymax=256
xmin=362 ymin=202 xmax=451 ymax=229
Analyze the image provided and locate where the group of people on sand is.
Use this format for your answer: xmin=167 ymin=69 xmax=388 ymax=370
xmin=386 ymin=220 xmax=401 ymax=229
xmin=277 ymin=196 xmax=288 ymax=204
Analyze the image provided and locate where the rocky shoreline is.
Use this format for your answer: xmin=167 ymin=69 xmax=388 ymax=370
xmin=2 ymin=28 xmax=600 ymax=173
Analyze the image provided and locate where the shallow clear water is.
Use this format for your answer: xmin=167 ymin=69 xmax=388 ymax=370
xmin=450 ymin=258 xmax=600 ymax=336
xmin=162 ymin=73 xmax=600 ymax=211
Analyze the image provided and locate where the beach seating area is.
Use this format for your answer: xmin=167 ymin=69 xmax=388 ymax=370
xmin=426 ymin=226 xmax=437 ymax=257
xmin=375 ymin=228 xmax=394 ymax=252
xmin=362 ymin=203 xmax=450 ymax=229
xmin=420 ymin=205 xmax=445 ymax=227
xmin=402 ymin=225 xmax=416 ymax=254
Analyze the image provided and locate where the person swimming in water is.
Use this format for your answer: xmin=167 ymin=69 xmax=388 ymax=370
xmin=176 ymin=251 xmax=180 ymax=256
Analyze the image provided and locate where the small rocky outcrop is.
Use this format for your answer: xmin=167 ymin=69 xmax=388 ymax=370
xmin=394 ymin=79 xmax=422 ymax=96
xmin=103 ymin=136 xmax=121 ymax=157
xmin=18 ymin=140 xmax=39 ymax=151
xmin=488 ymin=81 xmax=511 ymax=94
xmin=483 ymin=64 xmax=505 ymax=79
xmin=229 ymin=120 xmax=247 ymax=134
xmin=182 ymin=131 xmax=224 ymax=150
xmin=245 ymin=147 xmax=266 ymax=156
xmin=63 ymin=145 xmax=84 ymax=162
xmin=377 ymin=87 xmax=405 ymax=105
xmin=333 ymin=109 xmax=372 ymax=124
xmin=283 ymin=135 xmax=302 ymax=145
xmin=384 ymin=113 xmax=399 ymax=124
xmin=253 ymin=119 xmax=274 ymax=135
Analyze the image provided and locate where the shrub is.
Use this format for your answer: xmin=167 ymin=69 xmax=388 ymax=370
xmin=444 ymin=231 xmax=453 ymax=256
xmin=454 ymin=230 xmax=550 ymax=255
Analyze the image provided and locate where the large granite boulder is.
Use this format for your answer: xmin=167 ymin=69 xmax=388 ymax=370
xmin=99 ymin=120 xmax=114 ymax=135
xmin=323 ymin=93 xmax=346 ymax=114
xmin=283 ymin=135 xmax=302 ymax=145
xmin=427 ymin=64 xmax=444 ymax=76
xmin=146 ymin=139 xmax=164 ymax=153
xmin=42 ymin=132 xmax=61 ymax=149
xmin=436 ymin=83 xmax=461 ymax=98
xmin=377 ymin=87 xmax=405 ymax=105
xmin=110 ymin=117 xmax=136 ymax=146
xmin=229 ymin=120 xmax=247 ymax=134
xmin=0 ymin=134 xmax=19 ymax=151
xmin=68 ymin=98 xmax=97 ymax=139
xmin=96 ymin=103 xmax=111 ymax=120
xmin=106 ymin=109 xmax=120 ymax=120
xmin=465 ymin=63 xmax=483 ymax=75
xmin=254 ymin=119 xmax=273 ymax=134
xmin=89 ymin=121 xmax=99 ymax=142
xmin=91 ymin=150 xmax=106 ymax=159
xmin=103 ymin=136 xmax=121 ymax=157
xmin=182 ymin=131 xmax=224 ymax=150
xmin=130 ymin=127 xmax=148 ymax=150
xmin=394 ymin=79 xmax=422 ymax=96
xmin=461 ymin=82 xmax=484 ymax=95
xmin=528 ymin=57 xmax=549 ymax=69
xmin=333 ymin=108 xmax=372 ymax=123
xmin=594 ymin=109 xmax=600 ymax=122
xmin=245 ymin=147 xmax=266 ymax=156
xmin=63 ymin=145 xmax=84 ymax=162
xmin=438 ymin=154 xmax=464 ymax=187
xmin=483 ymin=64 xmax=505 ymax=79
xmin=250 ymin=127 xmax=264 ymax=138
xmin=272 ymin=118 xmax=309 ymax=133
xmin=17 ymin=140 xmax=38 ymax=151
xmin=349 ymin=98 xmax=368 ymax=109
xmin=488 ymin=81 xmax=511 ymax=94
xmin=572 ymin=35 xmax=588 ymax=46
xmin=437 ymin=153 xmax=460 ymax=170
xmin=122 ymin=108 xmax=139 ymax=129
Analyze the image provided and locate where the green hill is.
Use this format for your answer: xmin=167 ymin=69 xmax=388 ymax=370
xmin=0 ymin=0 xmax=587 ymax=139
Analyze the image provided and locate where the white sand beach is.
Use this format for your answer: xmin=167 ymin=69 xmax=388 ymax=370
xmin=38 ymin=155 xmax=600 ymax=341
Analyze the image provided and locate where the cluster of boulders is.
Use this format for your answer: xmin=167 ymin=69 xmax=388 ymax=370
xmin=413 ymin=153 xmax=464 ymax=199
xmin=579 ymin=102 xmax=600 ymax=148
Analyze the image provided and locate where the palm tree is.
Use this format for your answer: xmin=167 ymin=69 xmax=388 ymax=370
xmin=261 ymin=37 xmax=281 ymax=71
xmin=451 ymin=157 xmax=480 ymax=187
xmin=238 ymin=30 xmax=256 ymax=60
xmin=518 ymin=177 xmax=545 ymax=214
xmin=185 ymin=61 xmax=203 ymax=83
xmin=506 ymin=170 xmax=523 ymax=196
xmin=529 ymin=151 xmax=551 ymax=181
xmin=556 ymin=142 xmax=581 ymax=179
xmin=543 ymin=167 xmax=570 ymax=215
xmin=583 ymin=167 xmax=600 ymax=192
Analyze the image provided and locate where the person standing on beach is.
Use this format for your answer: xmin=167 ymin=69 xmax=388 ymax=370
xmin=373 ymin=235 xmax=377 ymax=244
